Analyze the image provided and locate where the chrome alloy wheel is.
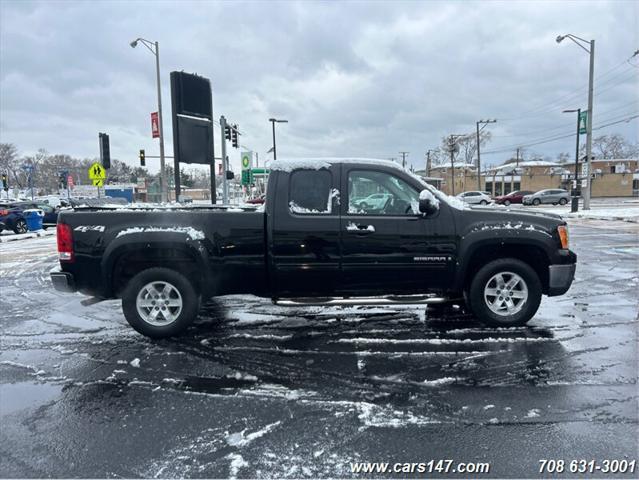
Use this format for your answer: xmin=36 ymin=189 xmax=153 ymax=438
xmin=484 ymin=271 xmax=528 ymax=316
xmin=136 ymin=281 xmax=183 ymax=326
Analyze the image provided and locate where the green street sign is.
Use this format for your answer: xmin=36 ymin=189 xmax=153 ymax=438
xmin=578 ymin=111 xmax=588 ymax=135
xmin=241 ymin=169 xmax=253 ymax=185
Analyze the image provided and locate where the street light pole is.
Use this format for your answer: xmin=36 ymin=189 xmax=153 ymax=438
xmin=557 ymin=33 xmax=594 ymax=210
xmin=268 ymin=118 xmax=288 ymax=160
xmin=130 ymin=37 xmax=168 ymax=203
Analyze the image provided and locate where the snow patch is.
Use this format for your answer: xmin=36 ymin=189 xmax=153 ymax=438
xmin=116 ymin=226 xmax=205 ymax=240
xmin=225 ymin=421 xmax=281 ymax=447
xmin=525 ymin=408 xmax=541 ymax=418
xmin=129 ymin=358 xmax=140 ymax=368
xmin=226 ymin=453 xmax=248 ymax=479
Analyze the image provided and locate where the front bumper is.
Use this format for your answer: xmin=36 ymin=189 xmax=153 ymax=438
xmin=50 ymin=267 xmax=76 ymax=293
xmin=548 ymin=262 xmax=576 ymax=296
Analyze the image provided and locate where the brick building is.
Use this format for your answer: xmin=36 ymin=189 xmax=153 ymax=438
xmin=421 ymin=158 xmax=639 ymax=197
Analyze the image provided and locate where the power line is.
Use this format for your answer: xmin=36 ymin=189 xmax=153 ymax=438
xmin=482 ymin=113 xmax=639 ymax=155
xmin=498 ymin=53 xmax=638 ymax=122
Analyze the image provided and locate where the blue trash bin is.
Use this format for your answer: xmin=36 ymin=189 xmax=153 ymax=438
xmin=23 ymin=209 xmax=44 ymax=231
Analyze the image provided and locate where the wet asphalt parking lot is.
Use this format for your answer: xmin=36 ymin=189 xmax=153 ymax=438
xmin=1 ymin=218 xmax=637 ymax=478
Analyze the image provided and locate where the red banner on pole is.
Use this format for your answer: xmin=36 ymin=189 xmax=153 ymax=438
xmin=67 ymin=175 xmax=74 ymax=188
xmin=151 ymin=112 xmax=159 ymax=138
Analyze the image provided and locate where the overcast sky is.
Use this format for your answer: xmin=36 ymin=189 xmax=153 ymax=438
xmin=1 ymin=0 xmax=637 ymax=173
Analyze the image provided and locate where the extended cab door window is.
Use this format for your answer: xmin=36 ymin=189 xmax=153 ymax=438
xmin=289 ymin=170 xmax=336 ymax=214
xmin=348 ymin=170 xmax=418 ymax=216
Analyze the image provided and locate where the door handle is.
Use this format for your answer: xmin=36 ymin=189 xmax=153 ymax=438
xmin=345 ymin=223 xmax=375 ymax=234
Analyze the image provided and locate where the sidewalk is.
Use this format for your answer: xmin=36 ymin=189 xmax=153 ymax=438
xmin=0 ymin=228 xmax=56 ymax=243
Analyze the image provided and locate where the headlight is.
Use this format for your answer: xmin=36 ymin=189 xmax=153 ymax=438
xmin=557 ymin=225 xmax=569 ymax=249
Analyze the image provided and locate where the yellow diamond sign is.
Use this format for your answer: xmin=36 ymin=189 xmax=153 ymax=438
xmin=89 ymin=162 xmax=106 ymax=180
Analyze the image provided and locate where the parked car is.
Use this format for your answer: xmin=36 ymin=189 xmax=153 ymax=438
xmin=523 ymin=189 xmax=570 ymax=206
xmin=457 ymin=191 xmax=492 ymax=205
xmin=51 ymin=158 xmax=576 ymax=338
xmin=0 ymin=202 xmax=28 ymax=233
xmin=245 ymin=194 xmax=266 ymax=205
xmin=354 ymin=193 xmax=392 ymax=211
xmin=494 ymin=190 xmax=535 ymax=206
xmin=15 ymin=202 xmax=60 ymax=228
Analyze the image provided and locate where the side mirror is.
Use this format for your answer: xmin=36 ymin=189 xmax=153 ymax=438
xmin=418 ymin=189 xmax=439 ymax=215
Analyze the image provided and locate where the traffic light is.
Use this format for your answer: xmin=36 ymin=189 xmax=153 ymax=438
xmin=224 ymin=125 xmax=232 ymax=141
xmin=139 ymin=149 xmax=146 ymax=167
xmin=231 ymin=124 xmax=239 ymax=148
xmin=99 ymin=133 xmax=111 ymax=169
xmin=1 ymin=173 xmax=8 ymax=191
xmin=59 ymin=172 xmax=67 ymax=189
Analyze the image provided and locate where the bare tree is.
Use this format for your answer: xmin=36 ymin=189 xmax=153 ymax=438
xmin=0 ymin=143 xmax=23 ymax=187
xmin=439 ymin=131 xmax=492 ymax=166
xmin=580 ymin=133 xmax=639 ymax=159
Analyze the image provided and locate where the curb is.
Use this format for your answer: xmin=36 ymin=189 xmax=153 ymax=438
xmin=0 ymin=229 xmax=56 ymax=243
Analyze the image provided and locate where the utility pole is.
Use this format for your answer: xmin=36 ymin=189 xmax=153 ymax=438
xmin=399 ymin=151 xmax=409 ymax=169
xmin=448 ymin=135 xmax=463 ymax=196
xmin=220 ymin=115 xmax=228 ymax=204
xmin=583 ymin=39 xmax=595 ymax=210
xmin=476 ymin=119 xmax=496 ymax=190
xmin=425 ymin=150 xmax=434 ymax=177
xmin=556 ymin=33 xmax=595 ymax=210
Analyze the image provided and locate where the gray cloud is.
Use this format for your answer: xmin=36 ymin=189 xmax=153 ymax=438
xmin=1 ymin=0 xmax=637 ymax=174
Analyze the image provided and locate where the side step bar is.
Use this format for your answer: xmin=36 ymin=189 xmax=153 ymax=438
xmin=274 ymin=295 xmax=451 ymax=307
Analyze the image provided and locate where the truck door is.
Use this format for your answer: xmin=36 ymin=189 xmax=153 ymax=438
xmin=269 ymin=166 xmax=341 ymax=297
xmin=339 ymin=166 xmax=457 ymax=295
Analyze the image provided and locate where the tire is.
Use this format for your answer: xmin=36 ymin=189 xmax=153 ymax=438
xmin=13 ymin=219 xmax=27 ymax=234
xmin=559 ymin=198 xmax=567 ymax=205
xmin=122 ymin=267 xmax=200 ymax=338
xmin=503 ymin=200 xmax=511 ymax=206
xmin=468 ymin=258 xmax=542 ymax=327
xmin=359 ymin=202 xmax=368 ymax=210
xmin=532 ymin=198 xmax=541 ymax=206
xmin=480 ymin=200 xmax=488 ymax=205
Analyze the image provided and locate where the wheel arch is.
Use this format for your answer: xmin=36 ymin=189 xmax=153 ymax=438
xmin=102 ymin=233 xmax=216 ymax=298
xmin=457 ymin=238 xmax=552 ymax=294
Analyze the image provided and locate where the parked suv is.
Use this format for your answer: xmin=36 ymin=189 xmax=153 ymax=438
xmin=494 ymin=190 xmax=535 ymax=206
xmin=523 ymin=189 xmax=570 ymax=206
xmin=457 ymin=191 xmax=492 ymax=205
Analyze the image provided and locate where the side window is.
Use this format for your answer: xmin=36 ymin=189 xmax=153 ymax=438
xmin=289 ymin=170 xmax=335 ymax=214
xmin=348 ymin=170 xmax=419 ymax=216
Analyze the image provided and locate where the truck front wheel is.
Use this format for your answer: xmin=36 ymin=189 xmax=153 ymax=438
xmin=122 ymin=267 xmax=200 ymax=338
xmin=468 ymin=258 xmax=541 ymax=327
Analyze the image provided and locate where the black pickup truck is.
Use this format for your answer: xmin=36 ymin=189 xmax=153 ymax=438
xmin=51 ymin=158 xmax=576 ymax=338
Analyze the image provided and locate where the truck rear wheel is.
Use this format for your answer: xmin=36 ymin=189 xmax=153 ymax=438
xmin=468 ymin=258 xmax=541 ymax=327
xmin=122 ymin=267 xmax=200 ymax=338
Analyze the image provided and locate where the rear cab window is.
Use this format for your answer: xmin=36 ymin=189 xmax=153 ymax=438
xmin=288 ymin=169 xmax=336 ymax=214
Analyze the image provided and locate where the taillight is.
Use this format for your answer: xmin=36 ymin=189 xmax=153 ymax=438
xmin=0 ymin=209 xmax=8 ymax=216
xmin=57 ymin=223 xmax=74 ymax=262
xmin=557 ymin=225 xmax=569 ymax=249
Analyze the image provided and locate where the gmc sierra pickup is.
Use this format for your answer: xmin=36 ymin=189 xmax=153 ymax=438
xmin=50 ymin=158 xmax=576 ymax=338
